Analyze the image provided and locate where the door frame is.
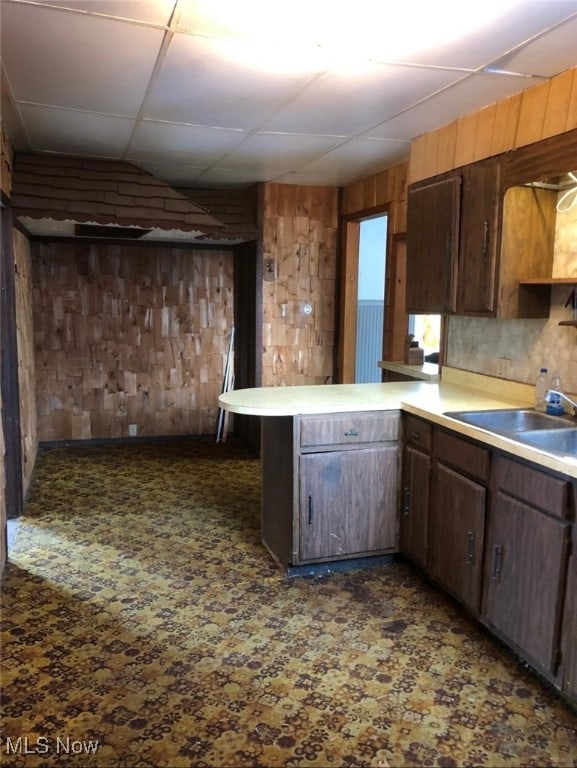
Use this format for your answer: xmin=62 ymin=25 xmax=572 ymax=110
xmin=337 ymin=205 xmax=408 ymax=383
xmin=0 ymin=204 xmax=24 ymax=519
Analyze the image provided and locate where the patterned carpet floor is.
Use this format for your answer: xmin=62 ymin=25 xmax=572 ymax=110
xmin=1 ymin=439 xmax=576 ymax=767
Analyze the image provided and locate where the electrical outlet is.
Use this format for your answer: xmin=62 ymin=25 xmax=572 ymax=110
xmin=128 ymin=424 xmax=138 ymax=437
xmin=496 ymin=357 xmax=511 ymax=377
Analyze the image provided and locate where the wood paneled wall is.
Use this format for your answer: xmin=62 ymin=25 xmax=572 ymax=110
xmin=1 ymin=124 xmax=13 ymax=199
xmin=410 ymin=65 xmax=577 ymax=183
xmin=14 ymin=229 xmax=38 ymax=496
xmin=341 ymin=162 xmax=408 ymax=231
xmin=261 ymin=184 xmax=339 ymax=386
xmin=33 ymin=242 xmax=234 ymax=441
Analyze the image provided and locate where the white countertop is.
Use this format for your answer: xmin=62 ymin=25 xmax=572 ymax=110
xmin=219 ymin=378 xmax=577 ymax=479
xmin=378 ymin=360 xmax=439 ymax=381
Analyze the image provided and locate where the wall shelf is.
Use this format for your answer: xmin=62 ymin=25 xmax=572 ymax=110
xmin=517 ymin=278 xmax=577 ymax=322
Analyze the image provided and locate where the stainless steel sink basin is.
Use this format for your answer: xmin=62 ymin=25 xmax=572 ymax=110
xmin=445 ymin=408 xmax=572 ymax=433
xmin=515 ymin=428 xmax=577 ymax=455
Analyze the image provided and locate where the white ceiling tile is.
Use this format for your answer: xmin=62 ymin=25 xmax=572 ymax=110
xmin=143 ymin=33 xmax=320 ymax=129
xmin=488 ymin=16 xmax=577 ymax=78
xmin=393 ymin=1 xmax=577 ymax=70
xmin=131 ymin=161 xmax=206 ymax=187
xmin=298 ymin=139 xmax=410 ymax=180
xmin=262 ymin=64 xmax=468 ymax=137
xmin=127 ymin=121 xmax=246 ymax=163
xmin=1 ymin=2 xmax=164 ymax=116
xmin=16 ymin=0 xmax=176 ymax=25
xmin=366 ymin=71 xmax=545 ymax=140
xmin=214 ymin=133 xmax=347 ymax=172
xmin=193 ymin=167 xmax=271 ymax=187
xmin=18 ymin=104 xmax=136 ymax=156
xmin=274 ymin=168 xmax=364 ymax=187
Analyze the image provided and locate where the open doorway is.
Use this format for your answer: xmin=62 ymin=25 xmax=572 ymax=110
xmin=355 ymin=216 xmax=387 ymax=382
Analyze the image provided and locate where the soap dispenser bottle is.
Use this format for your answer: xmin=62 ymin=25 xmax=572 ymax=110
xmin=546 ymin=371 xmax=564 ymax=416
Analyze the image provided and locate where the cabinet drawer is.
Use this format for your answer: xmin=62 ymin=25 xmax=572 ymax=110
xmin=436 ymin=429 xmax=490 ymax=483
xmin=300 ymin=411 xmax=399 ymax=447
xmin=493 ymin=456 xmax=569 ymax=519
xmin=404 ymin=415 xmax=432 ymax=452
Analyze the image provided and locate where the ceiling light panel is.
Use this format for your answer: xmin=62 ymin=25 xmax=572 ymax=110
xmin=174 ymin=0 xmax=567 ymax=72
xmin=1 ymin=2 xmax=164 ymax=116
xmin=143 ymin=33 xmax=321 ymax=128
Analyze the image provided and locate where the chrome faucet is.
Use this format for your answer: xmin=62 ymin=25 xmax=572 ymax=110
xmin=546 ymin=390 xmax=577 ymax=418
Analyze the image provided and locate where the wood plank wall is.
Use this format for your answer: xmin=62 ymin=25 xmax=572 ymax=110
xmin=1 ymin=124 xmax=13 ymax=198
xmin=261 ymin=184 xmax=339 ymax=386
xmin=14 ymin=229 xmax=38 ymax=495
xmin=410 ymin=65 xmax=577 ymax=183
xmin=341 ymin=161 xmax=408 ymax=231
xmin=33 ymin=241 xmax=234 ymax=441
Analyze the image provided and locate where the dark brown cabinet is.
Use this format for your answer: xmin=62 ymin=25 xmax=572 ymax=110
xmin=299 ymin=444 xmax=398 ymax=561
xmin=457 ymin=159 xmax=500 ymax=315
xmin=429 ymin=430 xmax=489 ymax=615
xmin=406 ymin=155 xmax=557 ymax=318
xmin=406 ymin=175 xmax=461 ymax=313
xmin=406 ymin=159 xmax=501 ymax=318
xmin=261 ymin=410 xmax=400 ymax=568
xmin=400 ymin=415 xmax=432 ymax=569
xmin=483 ymin=456 xmax=571 ymax=679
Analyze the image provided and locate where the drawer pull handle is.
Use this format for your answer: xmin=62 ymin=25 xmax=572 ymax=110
xmin=411 ymin=431 xmax=422 ymax=440
xmin=492 ymin=545 xmax=503 ymax=580
xmin=465 ymin=530 xmax=475 ymax=566
xmin=344 ymin=428 xmax=359 ymax=437
xmin=308 ymin=495 xmax=313 ymax=525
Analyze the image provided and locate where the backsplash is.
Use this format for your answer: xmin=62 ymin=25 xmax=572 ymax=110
xmin=447 ymin=190 xmax=577 ymax=394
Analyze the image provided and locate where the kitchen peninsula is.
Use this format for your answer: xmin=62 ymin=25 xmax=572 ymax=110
xmin=218 ymin=367 xmax=577 ymax=708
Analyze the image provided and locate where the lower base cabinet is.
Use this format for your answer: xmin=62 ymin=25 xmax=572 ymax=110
xmin=262 ymin=410 xmax=400 ymax=568
xmin=400 ymin=414 xmax=576 ymax=708
xmin=482 ymin=456 xmax=571 ymax=679
xmin=299 ymin=445 xmax=398 ymax=561
xmin=429 ymin=462 xmax=486 ymax=615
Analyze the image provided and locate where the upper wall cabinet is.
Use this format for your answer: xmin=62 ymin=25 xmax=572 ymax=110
xmin=405 ymin=130 xmax=577 ymax=319
xmin=406 ymin=174 xmax=461 ymax=314
xmin=407 ymin=159 xmax=505 ymax=317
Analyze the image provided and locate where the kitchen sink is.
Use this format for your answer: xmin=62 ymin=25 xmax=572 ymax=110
xmin=514 ymin=427 xmax=577 ymax=455
xmin=444 ymin=408 xmax=572 ymax=433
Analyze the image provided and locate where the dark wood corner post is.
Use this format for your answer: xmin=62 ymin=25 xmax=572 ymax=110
xmin=1 ymin=205 xmax=23 ymax=518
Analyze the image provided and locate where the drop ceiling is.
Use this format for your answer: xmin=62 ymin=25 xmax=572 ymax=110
xmin=1 ymin=0 xmax=577 ymax=190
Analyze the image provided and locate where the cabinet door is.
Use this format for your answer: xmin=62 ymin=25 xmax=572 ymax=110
xmin=457 ymin=160 xmax=500 ymax=315
xmin=400 ymin=444 xmax=430 ymax=569
xmin=299 ymin=445 xmax=398 ymax=562
xmin=483 ymin=491 xmax=570 ymax=676
xmin=429 ymin=463 xmax=486 ymax=615
xmin=406 ymin=175 xmax=461 ymax=313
